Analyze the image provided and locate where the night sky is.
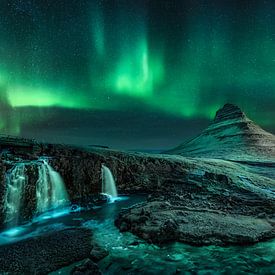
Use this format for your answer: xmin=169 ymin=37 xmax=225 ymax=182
xmin=0 ymin=0 xmax=274 ymax=150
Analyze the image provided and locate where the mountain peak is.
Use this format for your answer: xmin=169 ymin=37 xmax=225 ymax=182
xmin=214 ymin=103 xmax=246 ymax=123
xmin=166 ymin=103 xmax=275 ymax=160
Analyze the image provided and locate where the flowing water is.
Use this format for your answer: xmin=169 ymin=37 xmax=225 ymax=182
xmin=53 ymin=197 xmax=275 ymax=275
xmin=1 ymin=164 xmax=274 ymax=274
xmin=36 ymin=160 xmax=69 ymax=213
xmin=0 ymin=196 xmax=274 ymax=274
xmin=3 ymin=160 xmax=69 ymax=229
xmin=101 ymin=165 xmax=118 ymax=198
xmin=4 ymin=164 xmax=26 ymax=226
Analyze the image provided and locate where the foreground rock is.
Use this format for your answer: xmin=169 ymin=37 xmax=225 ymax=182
xmin=89 ymin=243 xmax=109 ymax=262
xmin=0 ymin=104 xmax=274 ymax=247
xmin=114 ymin=158 xmax=275 ymax=246
xmin=1 ymin=146 xmax=274 ymax=226
xmin=115 ymin=199 xmax=275 ymax=245
xmin=112 ymin=104 xmax=275 ymax=246
xmin=0 ymin=228 xmax=92 ymax=274
xmin=71 ymin=259 xmax=102 ymax=275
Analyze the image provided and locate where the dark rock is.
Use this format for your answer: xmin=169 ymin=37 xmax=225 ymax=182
xmin=128 ymin=241 xmax=141 ymax=246
xmin=122 ymin=265 xmax=132 ymax=271
xmin=214 ymin=103 xmax=245 ymax=122
xmin=0 ymin=228 xmax=92 ymax=274
xmin=115 ymin=199 xmax=275 ymax=245
xmin=161 ymin=219 xmax=178 ymax=235
xmin=0 ymin=104 xmax=274 ymax=249
xmin=258 ymin=213 xmax=267 ymax=218
xmin=89 ymin=244 xmax=109 ymax=263
xmin=71 ymin=259 xmax=102 ymax=275
xmin=1 ymin=141 xmax=274 ymax=226
xmin=118 ymin=221 xmax=129 ymax=232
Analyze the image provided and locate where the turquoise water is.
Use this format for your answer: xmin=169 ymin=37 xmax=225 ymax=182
xmin=82 ymin=202 xmax=275 ymax=275
xmin=0 ymin=196 xmax=274 ymax=274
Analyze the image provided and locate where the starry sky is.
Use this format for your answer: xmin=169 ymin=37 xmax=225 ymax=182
xmin=0 ymin=0 xmax=274 ymax=150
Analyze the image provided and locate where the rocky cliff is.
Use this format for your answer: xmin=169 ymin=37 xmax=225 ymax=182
xmin=0 ymin=104 xmax=274 ymax=245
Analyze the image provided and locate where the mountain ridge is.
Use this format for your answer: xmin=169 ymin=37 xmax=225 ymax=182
xmin=166 ymin=103 xmax=275 ymax=161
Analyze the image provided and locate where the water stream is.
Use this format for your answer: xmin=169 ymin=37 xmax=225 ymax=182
xmin=101 ymin=165 xmax=118 ymax=198
xmin=4 ymin=164 xmax=26 ymax=226
xmin=3 ymin=160 xmax=69 ymax=228
xmin=2 ymin=163 xmax=275 ymax=274
xmin=0 ymin=195 xmax=274 ymax=274
xmin=36 ymin=160 xmax=69 ymax=213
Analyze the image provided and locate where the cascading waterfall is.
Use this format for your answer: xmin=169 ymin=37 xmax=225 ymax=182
xmin=101 ymin=164 xmax=118 ymax=198
xmin=36 ymin=160 xmax=69 ymax=213
xmin=4 ymin=164 xmax=26 ymax=226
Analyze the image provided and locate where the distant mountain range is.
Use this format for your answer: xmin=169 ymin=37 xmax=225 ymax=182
xmin=166 ymin=103 xmax=275 ymax=161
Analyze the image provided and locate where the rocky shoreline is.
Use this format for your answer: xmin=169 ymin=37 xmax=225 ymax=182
xmin=0 ymin=228 xmax=93 ymax=274
xmin=0 ymin=104 xmax=274 ymax=273
xmin=113 ymin=104 xmax=275 ymax=246
xmin=115 ymin=196 xmax=275 ymax=246
xmin=1 ymin=147 xmax=274 ymax=230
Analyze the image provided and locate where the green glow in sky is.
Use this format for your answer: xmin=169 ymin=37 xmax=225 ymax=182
xmin=90 ymin=3 xmax=105 ymax=57
xmin=110 ymin=39 xmax=164 ymax=97
xmin=0 ymin=0 xmax=275 ymax=138
xmin=8 ymin=85 xmax=88 ymax=109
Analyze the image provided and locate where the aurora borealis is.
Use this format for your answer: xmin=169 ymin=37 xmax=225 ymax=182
xmin=0 ymin=0 xmax=275 ymax=149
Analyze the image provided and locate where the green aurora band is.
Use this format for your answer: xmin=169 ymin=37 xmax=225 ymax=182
xmin=0 ymin=0 xmax=275 ymax=136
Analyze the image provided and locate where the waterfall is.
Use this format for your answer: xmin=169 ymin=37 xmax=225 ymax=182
xmin=36 ymin=160 xmax=69 ymax=213
xmin=4 ymin=164 xmax=26 ymax=226
xmin=101 ymin=164 xmax=118 ymax=198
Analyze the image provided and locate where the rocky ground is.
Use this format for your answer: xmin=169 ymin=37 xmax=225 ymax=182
xmin=114 ymin=104 xmax=275 ymax=246
xmin=0 ymin=134 xmax=275 ymax=245
xmin=115 ymin=197 xmax=275 ymax=246
xmin=1 ymin=146 xmax=274 ymax=229
xmin=0 ymin=104 xmax=274 ymax=273
xmin=0 ymin=228 xmax=93 ymax=274
xmin=113 ymin=155 xmax=275 ymax=246
xmin=0 ymin=226 xmax=112 ymax=274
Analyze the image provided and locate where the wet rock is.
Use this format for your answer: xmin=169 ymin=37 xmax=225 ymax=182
xmin=71 ymin=259 xmax=102 ymax=275
xmin=115 ymin=199 xmax=275 ymax=245
xmin=0 ymin=105 xmax=274 ymax=246
xmin=258 ymin=213 xmax=267 ymax=218
xmin=1 ymin=137 xmax=274 ymax=226
xmin=89 ymin=244 xmax=109 ymax=263
xmin=118 ymin=221 xmax=129 ymax=232
xmin=128 ymin=241 xmax=141 ymax=246
xmin=161 ymin=219 xmax=179 ymax=235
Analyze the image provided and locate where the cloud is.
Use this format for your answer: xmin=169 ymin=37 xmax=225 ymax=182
xmin=19 ymin=106 xmax=210 ymax=150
